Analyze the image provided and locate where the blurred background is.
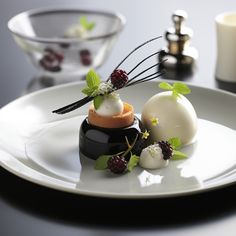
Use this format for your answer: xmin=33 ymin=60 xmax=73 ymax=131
xmin=2 ymin=0 xmax=236 ymax=107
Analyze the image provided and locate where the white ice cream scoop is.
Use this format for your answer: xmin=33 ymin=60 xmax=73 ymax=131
xmin=65 ymin=24 xmax=87 ymax=38
xmin=141 ymin=91 xmax=198 ymax=145
xmin=95 ymin=93 xmax=124 ymax=117
xmin=139 ymin=144 xmax=169 ymax=169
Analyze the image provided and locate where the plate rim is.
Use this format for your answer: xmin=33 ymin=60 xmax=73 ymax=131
xmin=1 ymin=154 xmax=236 ymax=199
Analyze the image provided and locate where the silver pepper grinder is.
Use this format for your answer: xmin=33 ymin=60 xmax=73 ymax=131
xmin=159 ymin=10 xmax=198 ymax=72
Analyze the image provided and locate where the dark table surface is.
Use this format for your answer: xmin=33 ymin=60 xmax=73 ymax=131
xmin=1 ymin=0 xmax=236 ymax=235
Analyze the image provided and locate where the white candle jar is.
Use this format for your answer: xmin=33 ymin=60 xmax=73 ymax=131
xmin=215 ymin=12 xmax=236 ymax=82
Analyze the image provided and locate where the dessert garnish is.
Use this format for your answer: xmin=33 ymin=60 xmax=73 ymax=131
xmin=95 ymin=133 xmax=187 ymax=174
xmin=158 ymin=81 xmax=191 ymax=97
xmin=150 ymin=117 xmax=159 ymax=126
xmin=52 ymin=36 xmax=164 ymax=114
xmin=142 ymin=130 xmax=150 ymax=139
xmin=110 ymin=69 xmax=128 ymax=89
xmin=65 ymin=16 xmax=95 ymax=38
xmin=79 ymin=16 xmax=96 ymax=31
xmin=95 ymin=134 xmax=140 ymax=174
xmin=139 ymin=138 xmax=186 ymax=169
xmin=51 ymin=37 xmax=192 ymax=176
xmin=95 ymin=135 xmax=139 ymax=174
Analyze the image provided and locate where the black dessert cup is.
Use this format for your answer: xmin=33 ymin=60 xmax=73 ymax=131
xmin=79 ymin=116 xmax=146 ymax=160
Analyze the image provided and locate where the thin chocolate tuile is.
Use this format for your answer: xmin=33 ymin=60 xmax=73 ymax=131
xmin=107 ymin=36 xmax=162 ymax=81
xmin=127 ymin=61 xmax=162 ymax=84
xmin=127 ymin=51 xmax=160 ymax=75
xmin=126 ymin=72 xmax=165 ymax=87
xmin=52 ymin=36 xmax=164 ymax=115
xmin=52 ymin=96 xmax=93 ymax=114
xmin=127 ymin=71 xmax=160 ymax=86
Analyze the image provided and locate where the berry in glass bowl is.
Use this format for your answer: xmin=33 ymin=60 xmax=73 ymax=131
xmin=8 ymin=7 xmax=126 ymax=80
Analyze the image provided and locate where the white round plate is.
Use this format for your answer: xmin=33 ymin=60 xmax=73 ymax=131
xmin=0 ymin=81 xmax=236 ymax=198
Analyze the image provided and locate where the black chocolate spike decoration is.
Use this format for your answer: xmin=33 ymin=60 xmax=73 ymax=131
xmin=52 ymin=96 xmax=93 ymax=115
xmin=111 ymin=36 xmax=162 ymax=73
xmin=52 ymin=36 xmax=164 ymax=115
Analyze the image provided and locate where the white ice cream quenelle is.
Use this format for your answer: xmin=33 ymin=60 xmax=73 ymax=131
xmin=141 ymin=91 xmax=198 ymax=145
xmin=95 ymin=92 xmax=124 ymax=117
xmin=139 ymin=144 xmax=169 ymax=169
xmin=65 ymin=24 xmax=87 ymax=38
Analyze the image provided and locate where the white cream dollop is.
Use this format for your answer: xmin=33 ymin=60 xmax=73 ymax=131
xmin=139 ymin=144 xmax=169 ymax=169
xmin=141 ymin=91 xmax=198 ymax=145
xmin=95 ymin=93 xmax=124 ymax=117
xmin=65 ymin=24 xmax=87 ymax=38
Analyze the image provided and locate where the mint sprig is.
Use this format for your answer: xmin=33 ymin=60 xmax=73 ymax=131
xmin=159 ymin=82 xmax=191 ymax=98
xmin=167 ymin=137 xmax=188 ymax=160
xmin=94 ymin=155 xmax=111 ymax=170
xmin=172 ymin=150 xmax=187 ymax=160
xmin=127 ymin=154 xmax=139 ymax=172
xmin=82 ymin=69 xmax=101 ymax=96
xmin=95 ymin=151 xmax=124 ymax=170
xmin=80 ymin=16 xmax=95 ymax=31
xmin=94 ymin=135 xmax=139 ymax=172
xmin=168 ymin=137 xmax=182 ymax=150
xmin=93 ymin=95 xmax=104 ymax=110
xmin=82 ymin=69 xmax=116 ymax=109
xmin=85 ymin=69 xmax=101 ymax=89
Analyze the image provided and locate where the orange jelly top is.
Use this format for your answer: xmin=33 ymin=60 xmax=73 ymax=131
xmin=88 ymin=102 xmax=134 ymax=129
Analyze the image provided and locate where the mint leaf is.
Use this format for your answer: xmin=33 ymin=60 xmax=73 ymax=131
xmin=168 ymin=137 xmax=182 ymax=150
xmin=172 ymin=150 xmax=187 ymax=160
xmin=80 ymin=16 xmax=95 ymax=31
xmin=173 ymin=82 xmax=191 ymax=95
xmin=95 ymin=151 xmax=124 ymax=170
xmin=159 ymin=82 xmax=173 ymax=90
xmin=82 ymin=86 xmax=95 ymax=96
xmin=172 ymin=90 xmax=180 ymax=98
xmin=94 ymin=155 xmax=111 ymax=170
xmin=127 ymin=154 xmax=139 ymax=172
xmin=158 ymin=82 xmax=191 ymax=98
xmin=93 ymin=95 xmax=104 ymax=110
xmin=86 ymin=69 xmax=101 ymax=88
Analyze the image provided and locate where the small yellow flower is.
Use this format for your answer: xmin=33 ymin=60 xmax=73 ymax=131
xmin=150 ymin=117 xmax=159 ymax=126
xmin=142 ymin=130 xmax=150 ymax=139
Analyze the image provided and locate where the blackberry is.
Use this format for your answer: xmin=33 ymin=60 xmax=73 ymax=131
xmin=44 ymin=48 xmax=64 ymax=62
xmin=79 ymin=49 xmax=92 ymax=66
xmin=158 ymin=141 xmax=173 ymax=160
xmin=39 ymin=48 xmax=64 ymax=72
xmin=110 ymin=69 xmax=128 ymax=89
xmin=39 ymin=58 xmax=61 ymax=72
xmin=107 ymin=155 xmax=127 ymax=174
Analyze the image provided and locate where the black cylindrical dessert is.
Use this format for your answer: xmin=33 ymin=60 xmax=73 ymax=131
xmin=79 ymin=116 xmax=146 ymax=160
xmin=79 ymin=100 xmax=148 ymax=160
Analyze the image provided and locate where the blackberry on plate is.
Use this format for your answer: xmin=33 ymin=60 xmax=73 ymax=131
xmin=158 ymin=141 xmax=173 ymax=160
xmin=107 ymin=155 xmax=127 ymax=174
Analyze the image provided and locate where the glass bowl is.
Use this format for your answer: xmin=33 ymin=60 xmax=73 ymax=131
xmin=8 ymin=7 xmax=126 ymax=79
